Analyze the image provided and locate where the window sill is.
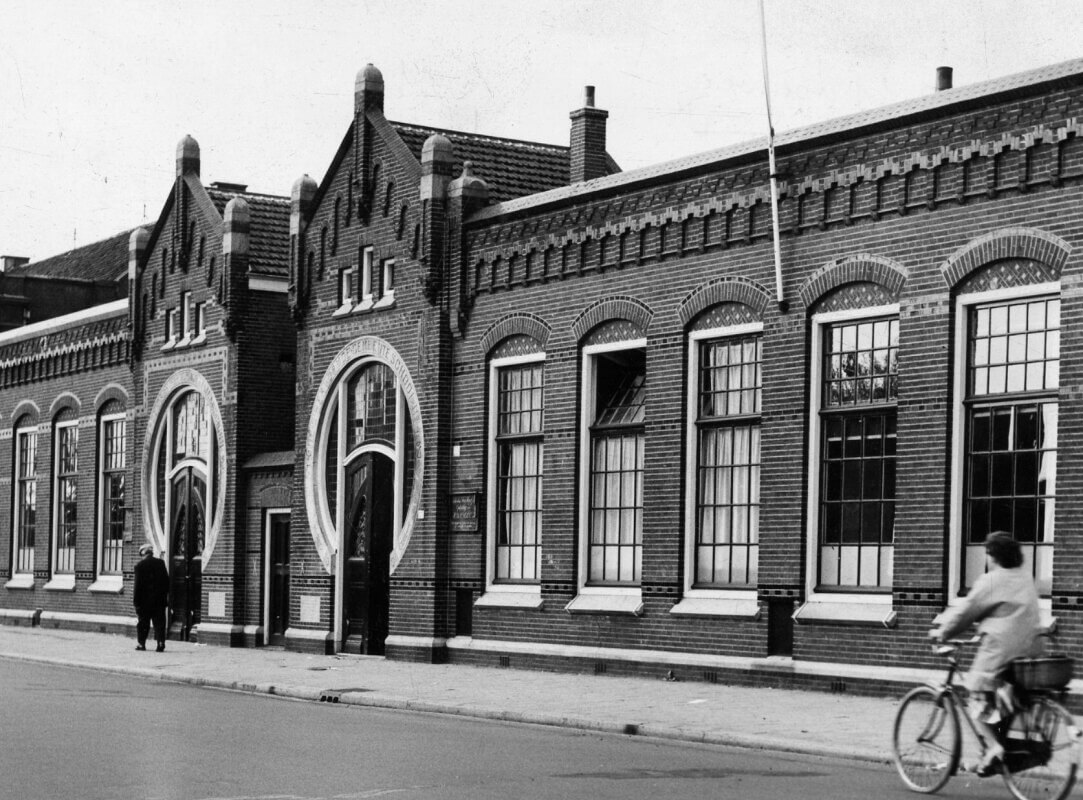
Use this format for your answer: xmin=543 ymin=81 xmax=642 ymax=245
xmin=793 ymin=597 xmax=897 ymax=627
xmin=670 ymin=594 xmax=760 ymax=619
xmin=88 ymin=576 xmax=124 ymax=594
xmin=353 ymin=298 xmax=375 ymax=314
xmin=43 ymin=575 xmax=76 ymax=592
xmin=373 ymin=293 xmax=395 ymax=310
xmin=4 ymin=574 xmax=34 ymax=590
xmin=475 ymin=588 xmax=543 ymax=610
xmin=160 ymin=339 xmax=177 ymax=352
xmin=190 ymin=333 xmax=207 ymax=346
xmin=565 ymin=591 xmax=643 ymax=616
xmin=332 ymin=304 xmax=354 ymax=317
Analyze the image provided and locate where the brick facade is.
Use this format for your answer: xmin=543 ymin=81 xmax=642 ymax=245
xmin=4 ymin=58 xmax=1083 ymax=691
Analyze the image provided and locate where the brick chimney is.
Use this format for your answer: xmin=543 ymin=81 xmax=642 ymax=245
xmin=569 ymin=85 xmax=608 ymax=184
xmin=936 ymin=66 xmax=953 ymax=92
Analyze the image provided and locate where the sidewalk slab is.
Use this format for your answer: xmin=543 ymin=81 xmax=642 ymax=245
xmin=0 ymin=625 xmax=911 ymax=764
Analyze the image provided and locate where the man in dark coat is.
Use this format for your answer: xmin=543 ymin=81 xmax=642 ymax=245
xmin=133 ymin=543 xmax=170 ymax=652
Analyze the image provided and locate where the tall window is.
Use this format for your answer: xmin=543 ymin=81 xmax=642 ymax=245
xmin=337 ymin=266 xmax=354 ymax=312
xmin=53 ymin=419 xmax=78 ymax=574
xmin=493 ymin=361 xmax=544 ymax=583
xmin=100 ymin=412 xmax=126 ymax=576
xmin=693 ymin=334 xmax=761 ymax=586
xmin=586 ymin=346 xmax=646 ymax=585
xmin=361 ymin=246 xmax=374 ymax=305
xmin=378 ymin=258 xmax=395 ymax=305
xmin=14 ymin=425 xmax=37 ymax=574
xmin=817 ymin=317 xmax=898 ymax=590
xmin=963 ymin=296 xmax=1058 ymax=596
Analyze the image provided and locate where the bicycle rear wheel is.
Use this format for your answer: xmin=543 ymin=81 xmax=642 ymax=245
xmin=1001 ymin=696 xmax=1080 ymax=800
xmin=893 ymin=685 xmax=961 ymax=793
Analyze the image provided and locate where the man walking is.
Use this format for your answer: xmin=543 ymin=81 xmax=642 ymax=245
xmin=133 ymin=543 xmax=170 ymax=652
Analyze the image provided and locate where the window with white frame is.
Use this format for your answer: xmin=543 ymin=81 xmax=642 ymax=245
xmin=180 ymin=291 xmax=191 ymax=342
xmin=99 ymin=411 xmax=126 ymax=576
xmin=691 ymin=332 xmax=761 ymax=587
xmin=337 ymin=266 xmax=355 ymax=312
xmin=194 ymin=302 xmax=206 ymax=339
xmin=53 ymin=417 xmax=78 ymax=574
xmin=376 ymin=258 xmax=395 ymax=307
xmin=491 ymin=359 xmax=544 ymax=583
xmin=584 ymin=345 xmax=646 ymax=585
xmin=815 ymin=315 xmax=898 ymax=591
xmin=360 ymin=246 xmax=374 ymax=307
xmin=166 ymin=307 xmax=179 ymax=345
xmin=961 ymin=294 xmax=1058 ymax=597
xmin=13 ymin=424 xmax=37 ymax=575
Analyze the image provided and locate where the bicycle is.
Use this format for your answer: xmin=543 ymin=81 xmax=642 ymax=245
xmin=893 ymin=637 xmax=1081 ymax=800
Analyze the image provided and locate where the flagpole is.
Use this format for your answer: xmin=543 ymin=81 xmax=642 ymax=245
xmin=759 ymin=0 xmax=786 ymax=311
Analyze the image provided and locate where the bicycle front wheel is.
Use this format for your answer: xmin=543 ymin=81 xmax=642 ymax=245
xmin=1002 ymin=696 xmax=1080 ymax=800
xmin=893 ymin=685 xmax=961 ymax=793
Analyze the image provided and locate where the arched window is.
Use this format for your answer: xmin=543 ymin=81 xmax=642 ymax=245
xmin=10 ymin=415 xmax=38 ymax=582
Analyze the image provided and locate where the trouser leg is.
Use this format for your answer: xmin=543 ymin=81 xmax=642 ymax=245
xmin=136 ymin=613 xmax=150 ymax=646
xmin=151 ymin=608 xmax=167 ymax=644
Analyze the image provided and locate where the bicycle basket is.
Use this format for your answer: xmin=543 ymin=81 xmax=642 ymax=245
xmin=1012 ymin=655 xmax=1074 ymax=690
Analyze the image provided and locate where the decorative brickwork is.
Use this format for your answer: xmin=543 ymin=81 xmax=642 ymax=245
xmin=465 ymin=108 xmax=1083 ymax=309
xmin=678 ymin=277 xmax=771 ymax=327
xmin=955 ymin=258 xmax=1060 ymax=295
xmin=688 ymin=302 xmax=760 ymax=331
xmin=814 ymin=282 xmax=898 ymax=314
xmin=47 ymin=391 xmax=81 ymax=419
xmin=571 ymin=296 xmax=652 ymax=342
xmin=479 ymin=313 xmax=551 ymax=356
xmin=799 ymin=253 xmax=908 ymax=310
xmin=940 ymin=226 xmax=1070 ymax=289
xmin=489 ymin=334 xmax=545 ymax=360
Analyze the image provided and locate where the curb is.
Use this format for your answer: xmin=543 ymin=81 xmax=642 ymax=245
xmin=0 ymin=651 xmax=890 ymax=765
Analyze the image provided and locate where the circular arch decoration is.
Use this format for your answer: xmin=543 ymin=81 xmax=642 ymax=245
xmin=798 ymin=253 xmax=909 ymax=310
xmin=140 ymin=368 xmax=228 ymax=566
xmin=304 ymin=335 xmax=424 ymax=575
xmin=940 ymin=226 xmax=1071 ymax=290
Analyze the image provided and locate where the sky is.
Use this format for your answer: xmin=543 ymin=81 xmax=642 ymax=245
xmin=2 ymin=0 xmax=1083 ymax=262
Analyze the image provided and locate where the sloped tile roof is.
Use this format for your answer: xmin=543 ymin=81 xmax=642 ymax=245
xmin=6 ymin=228 xmax=139 ymax=283
xmin=393 ymin=123 xmax=578 ymax=203
xmin=207 ymin=189 xmax=290 ymax=277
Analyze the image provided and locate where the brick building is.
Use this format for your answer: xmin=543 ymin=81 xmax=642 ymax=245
xmin=4 ymin=57 xmax=1083 ymax=690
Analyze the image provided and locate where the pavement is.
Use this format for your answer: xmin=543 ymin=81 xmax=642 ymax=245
xmin=0 ymin=624 xmax=913 ymax=765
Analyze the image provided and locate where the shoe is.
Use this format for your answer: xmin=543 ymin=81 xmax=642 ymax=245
xmin=135 ymin=644 xmax=146 ymax=651
xmin=975 ymin=745 xmax=1005 ymax=777
xmin=156 ymin=643 xmax=165 ymax=652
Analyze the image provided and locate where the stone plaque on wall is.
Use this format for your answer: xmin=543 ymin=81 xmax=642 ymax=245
xmin=451 ymin=492 xmax=480 ymax=533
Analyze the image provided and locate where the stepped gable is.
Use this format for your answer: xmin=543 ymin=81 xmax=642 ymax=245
xmin=207 ymin=188 xmax=290 ymax=277
xmin=394 ymin=123 xmax=585 ymax=203
xmin=7 ymin=228 xmax=139 ymax=282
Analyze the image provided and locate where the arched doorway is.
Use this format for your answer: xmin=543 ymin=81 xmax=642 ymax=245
xmin=343 ymin=451 xmax=393 ymax=654
xmin=169 ymin=467 xmax=205 ymax=639
xmin=144 ymin=386 xmax=219 ymax=641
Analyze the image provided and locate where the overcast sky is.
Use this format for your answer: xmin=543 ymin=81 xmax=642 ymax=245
xmin=3 ymin=0 xmax=1082 ymax=262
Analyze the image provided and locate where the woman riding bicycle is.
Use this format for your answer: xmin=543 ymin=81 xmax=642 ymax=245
xmin=933 ymin=531 xmax=1043 ymax=775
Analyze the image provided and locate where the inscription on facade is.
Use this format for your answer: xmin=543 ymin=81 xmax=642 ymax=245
xmin=451 ymin=492 xmax=479 ymax=533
